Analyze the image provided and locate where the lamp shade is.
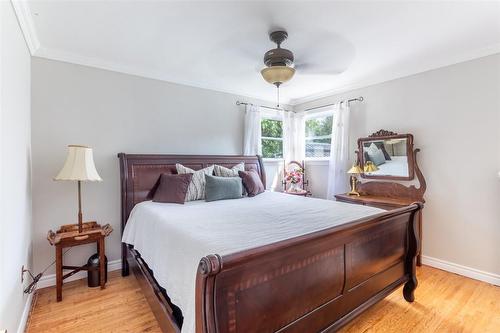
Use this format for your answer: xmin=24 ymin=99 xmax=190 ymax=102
xmin=347 ymin=164 xmax=363 ymax=174
xmin=261 ymin=66 xmax=295 ymax=85
xmin=54 ymin=145 xmax=102 ymax=181
xmin=364 ymin=161 xmax=379 ymax=172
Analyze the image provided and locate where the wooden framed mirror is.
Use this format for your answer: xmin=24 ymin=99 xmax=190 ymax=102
xmin=358 ymin=130 xmax=415 ymax=181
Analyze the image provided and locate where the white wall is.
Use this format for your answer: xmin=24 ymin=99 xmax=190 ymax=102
xmin=297 ymin=54 xmax=500 ymax=278
xmin=0 ymin=2 xmax=33 ymax=332
xmin=30 ymin=42 xmax=500 ymax=287
xmin=31 ymin=57 xmax=280 ymax=275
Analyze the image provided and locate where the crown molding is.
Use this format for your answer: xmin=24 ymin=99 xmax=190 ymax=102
xmin=290 ymin=43 xmax=500 ymax=106
xmin=11 ymin=0 xmax=40 ymax=55
xmin=34 ymin=46 xmax=284 ymax=104
xmin=16 ymin=0 xmax=499 ymax=108
xmin=29 ymin=42 xmax=500 ymax=108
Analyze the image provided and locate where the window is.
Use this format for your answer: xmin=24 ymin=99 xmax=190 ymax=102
xmin=305 ymin=112 xmax=333 ymax=159
xmin=261 ymin=117 xmax=283 ymax=159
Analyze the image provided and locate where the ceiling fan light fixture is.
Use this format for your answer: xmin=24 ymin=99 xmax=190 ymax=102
xmin=260 ymin=66 xmax=295 ymax=86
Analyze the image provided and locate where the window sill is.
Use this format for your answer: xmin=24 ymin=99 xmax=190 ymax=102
xmin=263 ymin=159 xmax=284 ymax=164
xmin=305 ymin=159 xmax=329 ymax=166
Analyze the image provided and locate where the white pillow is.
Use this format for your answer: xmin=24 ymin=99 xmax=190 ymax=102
xmin=213 ymin=162 xmax=245 ymax=177
xmin=176 ymin=164 xmax=214 ymax=201
xmin=366 ymin=142 xmax=380 ymax=155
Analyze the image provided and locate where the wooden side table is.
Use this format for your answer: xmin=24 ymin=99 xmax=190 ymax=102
xmin=47 ymin=221 xmax=112 ymax=301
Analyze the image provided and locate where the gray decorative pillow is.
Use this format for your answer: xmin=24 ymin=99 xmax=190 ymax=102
xmin=205 ymin=175 xmax=243 ymax=202
xmin=176 ymin=164 xmax=214 ymax=201
xmin=213 ymin=163 xmax=245 ymax=177
xmin=367 ymin=148 xmax=386 ymax=166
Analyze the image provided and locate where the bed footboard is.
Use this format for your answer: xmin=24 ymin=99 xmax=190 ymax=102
xmin=196 ymin=203 xmax=422 ymax=333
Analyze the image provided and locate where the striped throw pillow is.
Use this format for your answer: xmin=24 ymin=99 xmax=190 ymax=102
xmin=213 ymin=163 xmax=245 ymax=177
xmin=176 ymin=164 xmax=215 ymax=201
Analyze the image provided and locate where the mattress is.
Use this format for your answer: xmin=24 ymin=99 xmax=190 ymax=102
xmin=122 ymin=191 xmax=384 ymax=333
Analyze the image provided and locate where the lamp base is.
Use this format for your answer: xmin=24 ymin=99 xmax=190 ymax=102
xmin=348 ymin=175 xmax=360 ymax=196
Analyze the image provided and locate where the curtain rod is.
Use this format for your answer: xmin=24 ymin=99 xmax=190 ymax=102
xmin=237 ymin=96 xmax=363 ymax=113
xmin=303 ymin=96 xmax=364 ymax=112
xmin=235 ymin=101 xmax=295 ymax=113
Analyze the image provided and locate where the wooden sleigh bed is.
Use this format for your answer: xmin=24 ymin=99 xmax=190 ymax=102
xmin=118 ymin=153 xmax=422 ymax=333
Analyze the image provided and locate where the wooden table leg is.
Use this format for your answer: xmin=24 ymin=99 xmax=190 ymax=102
xmin=99 ymin=237 xmax=105 ymax=289
xmin=56 ymin=245 xmax=63 ymax=301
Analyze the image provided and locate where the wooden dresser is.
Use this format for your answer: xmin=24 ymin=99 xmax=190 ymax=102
xmin=335 ymin=193 xmax=418 ymax=211
xmin=335 ymin=130 xmax=427 ymax=266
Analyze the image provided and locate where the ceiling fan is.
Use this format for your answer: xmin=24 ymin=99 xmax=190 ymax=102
xmin=260 ymin=31 xmax=295 ymax=90
xmin=260 ymin=30 xmax=344 ymax=106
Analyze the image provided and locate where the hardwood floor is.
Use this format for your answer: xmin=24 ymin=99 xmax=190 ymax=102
xmin=26 ymin=266 xmax=499 ymax=333
xmin=340 ymin=266 xmax=500 ymax=333
xmin=26 ymin=270 xmax=161 ymax=333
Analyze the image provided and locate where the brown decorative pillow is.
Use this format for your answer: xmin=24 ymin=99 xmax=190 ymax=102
xmin=152 ymin=173 xmax=193 ymax=204
xmin=238 ymin=170 xmax=265 ymax=197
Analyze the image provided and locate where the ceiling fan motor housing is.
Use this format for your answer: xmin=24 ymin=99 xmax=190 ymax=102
xmin=264 ymin=30 xmax=295 ymax=67
xmin=264 ymin=48 xmax=294 ymax=67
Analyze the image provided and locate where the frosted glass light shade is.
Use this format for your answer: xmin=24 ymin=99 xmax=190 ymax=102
xmin=54 ymin=145 xmax=102 ymax=181
xmin=261 ymin=66 xmax=295 ymax=85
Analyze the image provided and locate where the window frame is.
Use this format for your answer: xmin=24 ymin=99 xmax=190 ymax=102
xmin=260 ymin=111 xmax=284 ymax=161
xmin=304 ymin=108 xmax=334 ymax=161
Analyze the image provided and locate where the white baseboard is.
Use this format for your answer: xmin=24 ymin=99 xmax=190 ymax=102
xmin=16 ymin=292 xmax=33 ymax=333
xmin=36 ymin=259 xmax=122 ymax=289
xmin=422 ymin=255 xmax=500 ymax=286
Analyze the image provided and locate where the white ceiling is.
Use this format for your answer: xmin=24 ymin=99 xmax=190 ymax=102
xmin=17 ymin=1 xmax=500 ymax=104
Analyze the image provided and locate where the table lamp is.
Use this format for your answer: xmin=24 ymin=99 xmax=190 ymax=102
xmin=54 ymin=145 xmax=102 ymax=233
xmin=364 ymin=161 xmax=379 ymax=173
xmin=347 ymin=164 xmax=363 ymax=196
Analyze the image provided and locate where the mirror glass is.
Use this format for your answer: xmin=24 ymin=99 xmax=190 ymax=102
xmin=361 ymin=138 xmax=409 ymax=178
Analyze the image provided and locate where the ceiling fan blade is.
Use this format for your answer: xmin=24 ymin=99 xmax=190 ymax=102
xmin=289 ymin=29 xmax=356 ymax=74
xmin=294 ymin=63 xmax=343 ymax=75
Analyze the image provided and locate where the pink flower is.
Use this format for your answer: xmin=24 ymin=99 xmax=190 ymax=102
xmin=285 ymin=169 xmax=304 ymax=184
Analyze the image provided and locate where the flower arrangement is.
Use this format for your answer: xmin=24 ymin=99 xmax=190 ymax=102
xmin=285 ymin=168 xmax=303 ymax=185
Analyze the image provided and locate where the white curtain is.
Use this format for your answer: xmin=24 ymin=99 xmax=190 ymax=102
xmin=243 ymin=105 xmax=262 ymax=155
xmin=282 ymin=111 xmax=293 ymax=163
xmin=326 ymin=101 xmax=351 ymax=199
xmin=293 ymin=112 xmax=306 ymax=163
xmin=282 ymin=111 xmax=305 ymax=163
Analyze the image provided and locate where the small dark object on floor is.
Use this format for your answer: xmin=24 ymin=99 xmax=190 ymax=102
xmin=87 ymin=253 xmax=107 ymax=287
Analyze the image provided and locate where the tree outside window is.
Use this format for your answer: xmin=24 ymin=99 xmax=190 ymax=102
xmin=305 ymin=113 xmax=333 ymax=158
xmin=261 ymin=118 xmax=283 ymax=159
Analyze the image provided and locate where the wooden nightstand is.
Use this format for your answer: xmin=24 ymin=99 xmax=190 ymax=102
xmin=47 ymin=221 xmax=112 ymax=301
xmin=335 ymin=193 xmax=423 ymax=266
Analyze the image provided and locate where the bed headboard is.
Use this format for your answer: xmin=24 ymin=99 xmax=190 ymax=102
xmin=117 ymin=153 xmax=266 ymax=233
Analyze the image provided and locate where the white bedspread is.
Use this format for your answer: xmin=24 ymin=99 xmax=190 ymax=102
xmin=122 ymin=191 xmax=383 ymax=333
xmin=366 ymin=156 xmax=409 ymax=177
